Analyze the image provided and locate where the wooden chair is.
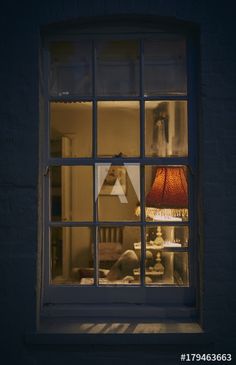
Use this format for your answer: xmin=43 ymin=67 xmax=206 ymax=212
xmin=97 ymin=226 xmax=123 ymax=269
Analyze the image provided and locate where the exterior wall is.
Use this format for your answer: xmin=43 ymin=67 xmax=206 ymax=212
xmin=0 ymin=0 xmax=235 ymax=363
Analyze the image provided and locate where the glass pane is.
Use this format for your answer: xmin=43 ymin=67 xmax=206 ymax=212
xmin=144 ymin=36 xmax=187 ymax=95
xmin=97 ymin=101 xmax=140 ymax=157
xmin=133 ymin=226 xmax=188 ymax=249
xmin=145 ymin=101 xmax=188 ymax=157
xmin=49 ymin=41 xmax=92 ymax=96
xmin=145 ymin=251 xmax=189 ymax=286
xmin=96 ymin=40 xmax=139 ymax=95
xmin=97 ymin=164 xmax=140 ymax=222
xmin=51 ymin=166 xmax=93 ymax=222
xmin=51 ymin=227 xmax=94 ymax=285
xmin=50 ymin=102 xmax=92 ymax=158
xmin=98 ymin=226 xmax=141 ymax=285
xmin=144 ymin=166 xmax=189 ymax=222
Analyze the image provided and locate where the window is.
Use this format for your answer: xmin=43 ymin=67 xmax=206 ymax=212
xmin=42 ymin=28 xmax=197 ymax=312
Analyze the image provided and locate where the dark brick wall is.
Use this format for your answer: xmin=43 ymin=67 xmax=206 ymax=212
xmin=0 ymin=1 xmax=236 ymax=364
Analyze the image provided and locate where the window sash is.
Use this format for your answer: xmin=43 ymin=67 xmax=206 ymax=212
xmin=42 ymin=32 xmax=197 ymax=306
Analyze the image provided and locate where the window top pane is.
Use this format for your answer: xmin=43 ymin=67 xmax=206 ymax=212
xmin=143 ymin=36 xmax=187 ymax=96
xmin=49 ymin=41 xmax=92 ymax=97
xmin=96 ymin=40 xmax=139 ymax=96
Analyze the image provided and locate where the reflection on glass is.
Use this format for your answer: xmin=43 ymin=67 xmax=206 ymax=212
xmin=143 ymin=166 xmax=189 ymax=222
xmin=51 ymin=227 xmax=94 ymax=285
xmin=144 ymin=36 xmax=187 ymax=95
xmin=49 ymin=41 xmax=92 ymax=96
xmin=144 ymin=251 xmax=189 ymax=286
xmin=97 ymin=164 xmax=140 ymax=222
xmin=96 ymin=40 xmax=139 ymax=96
xmin=145 ymin=101 xmax=188 ymax=157
xmin=97 ymin=101 xmax=140 ymax=157
xmin=51 ymin=166 xmax=93 ymax=222
xmin=98 ymin=226 xmax=141 ymax=285
xmin=50 ymin=102 xmax=92 ymax=158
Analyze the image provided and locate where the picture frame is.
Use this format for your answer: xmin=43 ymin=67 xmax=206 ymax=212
xmin=99 ymin=166 xmax=127 ymax=196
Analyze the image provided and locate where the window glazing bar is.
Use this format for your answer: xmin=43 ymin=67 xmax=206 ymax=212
xmin=140 ymin=165 xmax=146 ymax=287
xmin=140 ymin=40 xmax=145 ymax=287
xmin=49 ymin=221 xmax=189 ymax=227
xmin=43 ymin=44 xmax=52 ymax=292
xmin=49 ymin=95 xmax=188 ymax=102
xmin=48 ymin=157 xmax=190 ymax=166
xmin=92 ymin=41 xmax=99 ymax=285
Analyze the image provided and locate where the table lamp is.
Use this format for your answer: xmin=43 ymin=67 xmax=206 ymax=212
xmin=144 ymin=166 xmax=188 ymax=221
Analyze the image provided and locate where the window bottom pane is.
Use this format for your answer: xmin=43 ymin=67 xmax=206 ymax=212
xmin=51 ymin=227 xmax=94 ymax=285
xmin=144 ymin=251 xmax=189 ymax=286
xmin=98 ymin=226 xmax=141 ymax=285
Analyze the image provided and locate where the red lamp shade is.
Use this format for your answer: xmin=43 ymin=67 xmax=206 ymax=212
xmin=146 ymin=167 xmax=188 ymax=208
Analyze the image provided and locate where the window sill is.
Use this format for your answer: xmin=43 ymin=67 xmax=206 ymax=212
xmin=25 ymin=319 xmax=210 ymax=345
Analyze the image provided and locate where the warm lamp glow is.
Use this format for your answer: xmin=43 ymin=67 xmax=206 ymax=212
xmin=146 ymin=167 xmax=188 ymax=208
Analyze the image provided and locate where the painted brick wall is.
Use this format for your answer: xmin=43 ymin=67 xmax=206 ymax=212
xmin=0 ymin=0 xmax=235 ymax=364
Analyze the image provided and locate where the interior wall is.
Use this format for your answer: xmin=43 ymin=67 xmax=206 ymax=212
xmin=97 ymin=102 xmax=140 ymax=157
xmin=71 ymin=227 xmax=92 ymax=268
xmin=51 ymin=102 xmax=92 ymax=157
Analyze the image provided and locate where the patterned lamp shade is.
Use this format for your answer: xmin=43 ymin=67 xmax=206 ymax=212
xmin=146 ymin=166 xmax=188 ymax=208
